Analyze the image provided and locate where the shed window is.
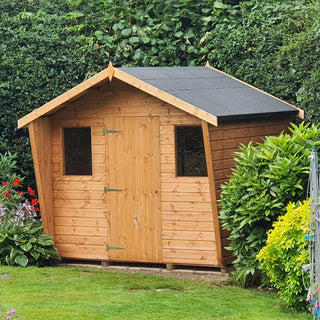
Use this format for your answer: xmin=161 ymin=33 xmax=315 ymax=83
xmin=64 ymin=127 xmax=92 ymax=175
xmin=176 ymin=126 xmax=207 ymax=177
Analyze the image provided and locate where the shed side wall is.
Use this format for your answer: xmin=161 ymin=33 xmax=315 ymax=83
xmin=209 ymin=118 xmax=292 ymax=265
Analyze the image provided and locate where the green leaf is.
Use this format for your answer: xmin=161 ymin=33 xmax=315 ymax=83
xmin=121 ymin=28 xmax=131 ymax=37
xmin=174 ymin=31 xmax=183 ymax=38
xmin=10 ymin=247 xmax=18 ymax=260
xmin=94 ymin=30 xmax=104 ymax=41
xmin=30 ymin=250 xmax=40 ymax=261
xmin=15 ymin=254 xmax=28 ymax=267
xmin=129 ymin=36 xmax=139 ymax=44
xmin=35 ymin=247 xmax=46 ymax=255
xmin=0 ymin=234 xmax=7 ymax=243
xmin=140 ymin=37 xmax=150 ymax=44
xmin=37 ymin=238 xmax=54 ymax=246
xmin=184 ymin=29 xmax=195 ymax=39
xmin=5 ymin=255 xmax=12 ymax=266
xmin=213 ymin=1 xmax=229 ymax=9
xmin=45 ymin=247 xmax=60 ymax=255
xmin=20 ymin=242 xmax=33 ymax=252
xmin=133 ymin=49 xmax=144 ymax=60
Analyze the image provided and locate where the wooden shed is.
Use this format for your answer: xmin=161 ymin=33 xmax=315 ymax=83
xmin=18 ymin=62 xmax=303 ymax=269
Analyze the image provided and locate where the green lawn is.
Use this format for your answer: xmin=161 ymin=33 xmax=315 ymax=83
xmin=0 ymin=266 xmax=310 ymax=319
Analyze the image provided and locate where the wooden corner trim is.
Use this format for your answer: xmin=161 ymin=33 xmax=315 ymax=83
xmin=201 ymin=120 xmax=222 ymax=265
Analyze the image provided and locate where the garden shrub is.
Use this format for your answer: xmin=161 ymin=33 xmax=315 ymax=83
xmin=219 ymin=122 xmax=320 ymax=284
xmin=257 ymin=200 xmax=309 ymax=309
xmin=0 ymin=221 xmax=60 ymax=267
xmin=0 ymin=152 xmax=60 ymax=267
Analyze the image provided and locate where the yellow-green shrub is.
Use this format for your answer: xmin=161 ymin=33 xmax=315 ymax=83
xmin=257 ymin=200 xmax=309 ymax=309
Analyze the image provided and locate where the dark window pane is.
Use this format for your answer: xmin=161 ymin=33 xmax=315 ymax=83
xmin=64 ymin=127 xmax=92 ymax=175
xmin=176 ymin=126 xmax=207 ymax=177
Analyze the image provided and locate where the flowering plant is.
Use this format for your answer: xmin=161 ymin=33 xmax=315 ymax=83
xmin=0 ymin=179 xmax=40 ymax=227
xmin=0 ymin=308 xmax=19 ymax=319
xmin=0 ymin=177 xmax=60 ymax=267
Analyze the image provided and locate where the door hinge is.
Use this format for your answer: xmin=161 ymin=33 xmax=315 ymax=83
xmin=104 ymin=187 xmax=124 ymax=193
xmin=106 ymin=244 xmax=126 ymax=251
xmin=103 ymin=129 xmax=122 ymax=135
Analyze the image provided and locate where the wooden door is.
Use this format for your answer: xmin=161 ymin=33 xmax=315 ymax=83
xmin=105 ymin=116 xmax=162 ymax=263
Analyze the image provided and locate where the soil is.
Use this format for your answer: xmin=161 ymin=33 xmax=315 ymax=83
xmin=61 ymin=261 xmax=231 ymax=282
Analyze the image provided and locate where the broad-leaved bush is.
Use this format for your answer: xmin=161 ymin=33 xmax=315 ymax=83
xmin=257 ymin=200 xmax=309 ymax=309
xmin=219 ymin=122 xmax=320 ymax=284
xmin=0 ymin=152 xmax=60 ymax=267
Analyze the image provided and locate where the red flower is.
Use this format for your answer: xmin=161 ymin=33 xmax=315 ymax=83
xmin=3 ymin=191 xmax=9 ymax=196
xmin=31 ymin=198 xmax=39 ymax=205
xmin=28 ymin=187 xmax=35 ymax=197
xmin=2 ymin=182 xmax=8 ymax=187
xmin=17 ymin=191 xmax=23 ymax=196
xmin=13 ymin=179 xmax=20 ymax=186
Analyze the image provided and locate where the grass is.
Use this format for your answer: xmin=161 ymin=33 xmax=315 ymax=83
xmin=0 ymin=265 xmax=310 ymax=320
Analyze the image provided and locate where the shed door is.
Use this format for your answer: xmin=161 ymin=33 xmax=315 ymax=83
xmin=105 ymin=116 xmax=162 ymax=263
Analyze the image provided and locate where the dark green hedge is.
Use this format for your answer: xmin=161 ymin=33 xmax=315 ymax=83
xmin=1 ymin=0 xmax=319 ymax=187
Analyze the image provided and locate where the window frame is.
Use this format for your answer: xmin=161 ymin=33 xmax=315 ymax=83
xmin=62 ymin=126 xmax=93 ymax=176
xmin=174 ymin=125 xmax=208 ymax=177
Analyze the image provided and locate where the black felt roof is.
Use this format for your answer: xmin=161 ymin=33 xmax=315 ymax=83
xmin=119 ymin=66 xmax=299 ymax=122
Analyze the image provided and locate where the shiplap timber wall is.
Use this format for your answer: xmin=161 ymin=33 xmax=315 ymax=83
xmin=40 ymin=77 xmax=294 ymax=266
xmin=208 ymin=118 xmax=291 ymax=265
xmin=50 ymin=79 xmax=216 ymax=265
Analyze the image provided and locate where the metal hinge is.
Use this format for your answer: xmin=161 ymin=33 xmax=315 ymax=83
xmin=104 ymin=187 xmax=124 ymax=193
xmin=103 ymin=129 xmax=122 ymax=135
xmin=106 ymin=244 xmax=126 ymax=251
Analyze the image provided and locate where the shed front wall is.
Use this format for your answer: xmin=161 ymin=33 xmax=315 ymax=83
xmin=49 ymin=79 xmax=216 ymax=265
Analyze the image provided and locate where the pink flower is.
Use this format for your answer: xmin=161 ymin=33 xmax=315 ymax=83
xmin=7 ymin=309 xmax=16 ymax=315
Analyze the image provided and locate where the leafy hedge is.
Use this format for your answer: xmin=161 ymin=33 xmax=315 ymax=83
xmin=1 ymin=0 xmax=320 ymax=187
xmin=219 ymin=123 xmax=320 ymax=284
xmin=0 ymin=0 xmax=104 ymax=186
xmin=257 ymin=200 xmax=309 ymax=309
